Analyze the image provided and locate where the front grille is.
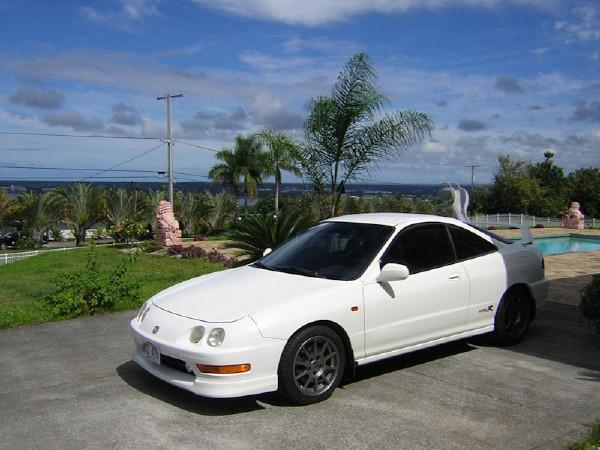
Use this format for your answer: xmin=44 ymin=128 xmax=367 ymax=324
xmin=160 ymin=354 xmax=193 ymax=374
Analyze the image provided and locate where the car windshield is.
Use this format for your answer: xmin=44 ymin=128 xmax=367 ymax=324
xmin=253 ymin=221 xmax=394 ymax=281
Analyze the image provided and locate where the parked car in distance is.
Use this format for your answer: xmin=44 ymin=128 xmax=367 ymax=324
xmin=0 ymin=230 xmax=47 ymax=248
xmin=130 ymin=213 xmax=548 ymax=404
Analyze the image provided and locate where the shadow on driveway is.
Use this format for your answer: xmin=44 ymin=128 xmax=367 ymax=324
xmin=116 ymin=361 xmax=266 ymax=415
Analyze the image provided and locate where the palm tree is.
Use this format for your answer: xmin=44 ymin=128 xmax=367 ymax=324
xmin=175 ymin=191 xmax=199 ymax=237
xmin=105 ymin=188 xmax=133 ymax=227
xmin=300 ymin=53 xmax=433 ymax=216
xmin=256 ymin=130 xmax=300 ymax=215
xmin=209 ymin=135 xmax=266 ymax=212
xmin=15 ymin=191 xmax=58 ymax=247
xmin=59 ymin=183 xmax=99 ymax=246
xmin=199 ymin=191 xmax=237 ymax=235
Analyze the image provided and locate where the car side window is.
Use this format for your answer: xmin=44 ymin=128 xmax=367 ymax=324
xmin=381 ymin=223 xmax=456 ymax=274
xmin=448 ymin=224 xmax=498 ymax=261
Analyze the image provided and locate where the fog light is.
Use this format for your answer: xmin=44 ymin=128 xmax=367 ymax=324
xmin=207 ymin=328 xmax=225 ymax=347
xmin=189 ymin=326 xmax=205 ymax=344
xmin=196 ymin=363 xmax=251 ymax=374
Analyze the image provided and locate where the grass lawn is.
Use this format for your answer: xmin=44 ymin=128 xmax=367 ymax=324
xmin=0 ymin=246 xmax=225 ymax=329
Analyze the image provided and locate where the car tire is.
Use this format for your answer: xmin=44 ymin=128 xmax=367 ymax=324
xmin=278 ymin=325 xmax=346 ymax=405
xmin=492 ymin=288 xmax=532 ymax=346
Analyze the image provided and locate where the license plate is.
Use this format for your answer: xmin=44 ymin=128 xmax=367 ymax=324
xmin=142 ymin=341 xmax=160 ymax=365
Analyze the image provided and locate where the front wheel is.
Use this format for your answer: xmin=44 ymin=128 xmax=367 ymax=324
xmin=492 ymin=289 xmax=532 ymax=346
xmin=278 ymin=326 xmax=345 ymax=405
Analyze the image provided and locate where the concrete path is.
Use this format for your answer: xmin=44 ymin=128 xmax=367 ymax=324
xmin=0 ymin=299 xmax=598 ymax=450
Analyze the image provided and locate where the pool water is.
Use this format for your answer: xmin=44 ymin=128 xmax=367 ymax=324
xmin=530 ymin=236 xmax=600 ymax=255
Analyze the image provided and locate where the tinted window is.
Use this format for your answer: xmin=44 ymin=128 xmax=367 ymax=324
xmin=256 ymin=222 xmax=394 ymax=281
xmin=448 ymin=225 xmax=498 ymax=261
xmin=381 ymin=223 xmax=455 ymax=274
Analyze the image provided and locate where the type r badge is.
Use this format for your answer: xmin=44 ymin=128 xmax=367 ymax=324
xmin=478 ymin=305 xmax=494 ymax=313
xmin=152 ymin=325 xmax=160 ymax=334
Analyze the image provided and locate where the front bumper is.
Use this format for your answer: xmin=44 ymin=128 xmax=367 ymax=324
xmin=129 ymin=306 xmax=284 ymax=398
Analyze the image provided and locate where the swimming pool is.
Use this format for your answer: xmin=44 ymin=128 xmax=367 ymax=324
xmin=528 ymin=235 xmax=600 ymax=255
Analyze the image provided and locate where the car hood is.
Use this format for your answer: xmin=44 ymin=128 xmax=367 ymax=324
xmin=151 ymin=265 xmax=341 ymax=322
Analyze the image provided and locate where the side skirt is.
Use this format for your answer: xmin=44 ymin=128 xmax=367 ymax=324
xmin=355 ymin=325 xmax=494 ymax=366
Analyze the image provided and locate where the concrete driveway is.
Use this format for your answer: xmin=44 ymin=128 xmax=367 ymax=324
xmin=0 ymin=297 xmax=598 ymax=449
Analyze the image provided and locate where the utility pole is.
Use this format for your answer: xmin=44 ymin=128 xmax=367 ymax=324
xmin=465 ymin=164 xmax=480 ymax=193
xmin=157 ymin=93 xmax=183 ymax=205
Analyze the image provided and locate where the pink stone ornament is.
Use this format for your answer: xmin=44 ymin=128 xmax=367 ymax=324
xmin=155 ymin=200 xmax=182 ymax=246
xmin=562 ymin=201 xmax=585 ymax=229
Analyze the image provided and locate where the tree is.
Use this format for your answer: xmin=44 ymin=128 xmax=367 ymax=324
xmin=527 ymin=151 xmax=567 ymax=215
xmin=488 ymin=155 xmax=544 ymax=215
xmin=209 ymin=135 xmax=266 ymax=211
xmin=568 ymin=168 xmax=600 ymax=217
xmin=14 ymin=191 xmax=58 ymax=247
xmin=59 ymin=183 xmax=99 ymax=246
xmin=105 ymin=188 xmax=133 ymax=227
xmin=298 ymin=53 xmax=433 ymax=216
xmin=198 ymin=191 xmax=237 ymax=235
xmin=175 ymin=191 xmax=199 ymax=237
xmin=256 ymin=130 xmax=300 ymax=215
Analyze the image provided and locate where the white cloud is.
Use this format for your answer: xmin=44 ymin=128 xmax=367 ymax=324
xmin=191 ymin=0 xmax=558 ymax=26
xmin=81 ymin=0 xmax=158 ymax=30
xmin=554 ymin=2 xmax=600 ymax=41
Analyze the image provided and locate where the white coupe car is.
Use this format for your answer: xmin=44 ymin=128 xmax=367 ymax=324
xmin=131 ymin=213 xmax=548 ymax=404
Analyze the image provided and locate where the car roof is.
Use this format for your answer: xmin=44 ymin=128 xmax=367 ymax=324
xmin=326 ymin=213 xmax=452 ymax=227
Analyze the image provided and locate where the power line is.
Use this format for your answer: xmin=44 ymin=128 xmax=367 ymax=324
xmin=0 ymin=131 xmax=161 ymax=140
xmin=82 ymin=142 xmax=166 ymax=181
xmin=174 ymin=139 xmax=219 ymax=153
xmin=157 ymin=93 xmax=183 ymax=204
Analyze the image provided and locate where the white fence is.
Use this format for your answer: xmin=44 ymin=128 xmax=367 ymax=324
xmin=0 ymin=246 xmax=79 ymax=266
xmin=469 ymin=213 xmax=599 ymax=229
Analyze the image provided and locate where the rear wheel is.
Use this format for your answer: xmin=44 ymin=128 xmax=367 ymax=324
xmin=492 ymin=289 xmax=532 ymax=346
xmin=278 ymin=326 xmax=345 ymax=405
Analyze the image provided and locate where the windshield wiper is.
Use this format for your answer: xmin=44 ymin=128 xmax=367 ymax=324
xmin=250 ymin=261 xmax=277 ymax=271
xmin=271 ymin=265 xmax=331 ymax=279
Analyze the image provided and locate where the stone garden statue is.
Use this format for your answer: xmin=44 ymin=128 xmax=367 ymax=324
xmin=155 ymin=200 xmax=182 ymax=246
xmin=562 ymin=201 xmax=585 ymax=229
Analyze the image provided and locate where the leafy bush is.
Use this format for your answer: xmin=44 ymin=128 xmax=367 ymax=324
xmin=109 ymin=219 xmax=144 ymax=245
xmin=534 ymin=223 xmax=545 ymax=228
xmin=14 ymin=236 xmax=36 ymax=250
xmin=580 ymin=275 xmax=600 ymax=335
xmin=168 ymin=245 xmax=235 ymax=267
xmin=49 ymin=227 xmax=63 ymax=241
xmin=565 ymin=420 xmax=600 ymax=450
xmin=45 ymin=245 xmax=140 ymax=318
xmin=225 ymin=210 xmax=315 ymax=261
xmin=193 ymin=234 xmax=205 ymax=241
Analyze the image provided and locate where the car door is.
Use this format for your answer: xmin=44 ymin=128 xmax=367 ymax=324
xmin=363 ymin=223 xmax=470 ymax=357
xmin=447 ymin=224 xmax=507 ymax=331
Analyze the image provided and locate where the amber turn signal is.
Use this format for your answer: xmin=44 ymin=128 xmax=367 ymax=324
xmin=196 ymin=363 xmax=251 ymax=374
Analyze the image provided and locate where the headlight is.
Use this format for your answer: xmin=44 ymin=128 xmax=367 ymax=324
xmin=137 ymin=301 xmax=151 ymax=322
xmin=207 ymin=328 xmax=225 ymax=347
xmin=189 ymin=326 xmax=206 ymax=344
xmin=137 ymin=301 xmax=148 ymax=320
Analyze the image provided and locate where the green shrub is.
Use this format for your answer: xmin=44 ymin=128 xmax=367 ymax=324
xmin=225 ymin=210 xmax=315 ymax=261
xmin=49 ymin=227 xmax=63 ymax=241
xmin=45 ymin=245 xmax=140 ymax=318
xmin=109 ymin=220 xmax=144 ymax=245
xmin=565 ymin=420 xmax=600 ymax=450
xmin=14 ymin=236 xmax=36 ymax=250
xmin=580 ymin=275 xmax=600 ymax=336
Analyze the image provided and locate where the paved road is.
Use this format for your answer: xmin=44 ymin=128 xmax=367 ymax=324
xmin=0 ymin=301 xmax=598 ymax=450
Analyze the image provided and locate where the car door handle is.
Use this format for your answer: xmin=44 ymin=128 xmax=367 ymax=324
xmin=448 ymin=273 xmax=460 ymax=280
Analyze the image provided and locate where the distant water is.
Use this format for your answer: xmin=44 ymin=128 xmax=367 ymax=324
xmin=1 ymin=180 xmax=470 ymax=198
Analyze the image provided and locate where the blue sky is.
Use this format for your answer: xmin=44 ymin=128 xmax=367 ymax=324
xmin=0 ymin=0 xmax=599 ymax=185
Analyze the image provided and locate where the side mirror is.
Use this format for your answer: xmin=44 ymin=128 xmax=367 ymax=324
xmin=377 ymin=263 xmax=409 ymax=283
xmin=262 ymin=248 xmax=272 ymax=257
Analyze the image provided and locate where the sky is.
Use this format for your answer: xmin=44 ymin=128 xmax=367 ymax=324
xmin=0 ymin=0 xmax=599 ymax=185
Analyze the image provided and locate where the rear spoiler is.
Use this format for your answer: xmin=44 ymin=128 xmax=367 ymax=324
xmin=481 ymin=222 xmax=533 ymax=245
xmin=441 ymin=183 xmax=533 ymax=245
